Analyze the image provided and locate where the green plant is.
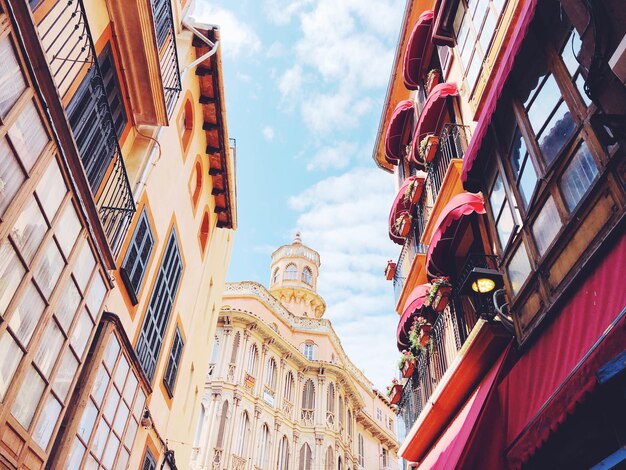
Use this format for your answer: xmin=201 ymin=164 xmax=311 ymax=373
xmin=403 ymin=180 xmax=416 ymax=204
xmin=427 ymin=68 xmax=441 ymax=83
xmin=424 ymin=277 xmax=452 ymax=307
xmin=408 ymin=316 xmax=430 ymax=351
xmin=386 ymin=378 xmax=400 ymax=396
xmin=398 ymin=350 xmax=416 ymax=370
xmin=419 ymin=135 xmax=430 ymax=159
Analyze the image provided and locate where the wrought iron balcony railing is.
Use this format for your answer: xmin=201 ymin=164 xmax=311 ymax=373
xmin=426 ymin=123 xmax=470 ymax=203
xmin=35 ymin=0 xmax=135 ymax=257
xmin=397 ymin=296 xmax=478 ymax=430
xmin=151 ymin=0 xmax=182 ymax=115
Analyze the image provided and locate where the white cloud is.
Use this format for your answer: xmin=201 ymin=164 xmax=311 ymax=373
xmin=262 ymin=126 xmax=275 ymax=142
xmin=266 ymin=41 xmax=286 ymax=58
xmin=289 ymin=167 xmax=399 ymax=390
xmin=236 ymin=72 xmax=252 ymax=82
xmin=278 ymin=65 xmax=304 ymax=103
xmin=264 ymin=0 xmax=313 ymax=24
xmin=194 ymin=4 xmax=261 ymax=58
xmin=306 ymin=141 xmax=356 ymax=171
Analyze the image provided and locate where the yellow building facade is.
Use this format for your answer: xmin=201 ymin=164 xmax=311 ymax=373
xmin=192 ymin=235 xmax=398 ymax=470
xmin=0 ymin=0 xmax=235 ymax=469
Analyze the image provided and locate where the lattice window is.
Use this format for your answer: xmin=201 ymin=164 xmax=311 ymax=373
xmin=121 ymin=209 xmax=154 ymax=303
xmin=163 ymin=326 xmax=184 ymax=397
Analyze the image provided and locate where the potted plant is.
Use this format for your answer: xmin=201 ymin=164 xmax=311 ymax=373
xmin=426 ymin=68 xmax=441 ymax=95
xmin=386 ymin=378 xmax=403 ymax=405
xmin=418 ymin=134 xmax=440 ymax=164
xmin=409 ymin=316 xmax=433 ymax=351
xmin=394 ymin=212 xmax=412 ymax=238
xmin=385 ymin=260 xmax=396 ymax=280
xmin=398 ymin=350 xmax=416 ymax=378
xmin=424 ymin=277 xmax=452 ymax=313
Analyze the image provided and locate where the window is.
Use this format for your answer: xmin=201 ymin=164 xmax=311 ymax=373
xmin=199 ymin=211 xmax=210 ymax=254
xmin=285 ymin=263 xmax=298 ymax=280
xmin=299 ymin=443 xmax=313 ymax=470
xmin=142 ymin=449 xmax=157 ymax=470
xmin=179 ymin=98 xmax=194 ymax=154
xmin=272 ymin=268 xmax=280 ymax=284
xmin=382 ymin=448 xmax=388 ymax=466
xmin=256 ymin=423 xmax=270 ymax=469
xmin=265 ymin=358 xmax=277 ymax=391
xmin=358 ymin=434 xmax=364 ymax=466
xmin=488 ymin=173 xmax=517 ymax=251
xmin=302 ymin=267 xmax=313 ymax=285
xmin=247 ymin=344 xmax=258 ymax=376
xmin=559 ymin=142 xmax=598 ymax=212
xmin=284 ymin=372 xmax=294 ymax=402
xmin=163 ymin=327 xmax=184 ymax=397
xmin=121 ymin=209 xmax=154 ymax=304
xmin=376 ymin=408 xmax=383 ymax=421
xmin=301 ymin=379 xmax=315 ymax=425
xmin=210 ymin=336 xmax=220 ymax=363
xmin=326 ymin=383 xmax=335 ymax=415
xmin=216 ymin=401 xmax=229 ymax=449
xmin=0 ymin=35 xmax=27 ymax=118
xmin=277 ymin=435 xmax=290 ymax=470
xmin=191 ymin=161 xmax=203 ymax=207
xmin=135 ymin=229 xmax=183 ymax=382
xmin=325 ymin=446 xmax=334 ymax=470
xmin=98 ymin=43 xmax=127 ymax=137
xmin=235 ymin=411 xmax=250 ymax=457
xmin=303 ymin=343 xmax=315 ymax=361
xmin=338 ymin=396 xmax=345 ymax=429
xmin=151 ymin=0 xmax=172 ymax=48
xmin=230 ymin=332 xmax=240 ymax=364
xmin=348 ymin=409 xmax=353 ymax=437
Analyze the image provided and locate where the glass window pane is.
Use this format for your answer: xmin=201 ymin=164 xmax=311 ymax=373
xmin=575 ymin=73 xmax=591 ymax=107
xmin=124 ymin=418 xmax=138 ymax=449
xmin=0 ymin=139 xmax=26 ymax=217
xmin=66 ymin=438 xmax=86 ymax=470
xmin=11 ymin=366 xmax=45 ymax=429
xmin=103 ymin=387 xmax=120 ymax=423
xmin=517 ymin=156 xmax=538 ymax=209
xmin=56 ymin=202 xmax=81 ymax=258
xmin=34 ymin=322 xmax=65 ymax=378
xmin=33 ymin=240 xmax=65 ymax=299
xmin=78 ymin=400 xmax=98 ymax=441
xmin=466 ymin=51 xmax=482 ymax=90
xmin=0 ymin=36 xmax=27 ymax=118
xmin=496 ymin=200 xmax=515 ymax=250
xmin=116 ymin=449 xmax=130 ymax=470
xmin=114 ymin=355 xmax=129 ymax=388
xmin=103 ymin=335 xmax=121 ymax=372
xmin=92 ymin=419 xmax=110 ymax=459
xmin=70 ymin=307 xmax=94 ymax=358
xmin=113 ymin=402 xmax=129 ymax=436
xmin=561 ymin=30 xmax=582 ymax=77
xmin=7 ymin=100 xmax=48 ymax=173
xmin=73 ymin=239 xmax=95 ymax=293
xmin=86 ymin=273 xmax=106 ymax=317
xmin=84 ymin=455 xmax=99 ymax=470
xmin=559 ymin=141 xmax=598 ymax=212
xmin=36 ymin=159 xmax=67 ymax=221
xmin=526 ymin=75 xmax=561 ymax=132
xmin=507 ymin=242 xmax=532 ymax=296
xmin=103 ymin=434 xmax=120 ymax=469
xmin=0 ymin=240 xmax=25 ymax=317
xmin=133 ymin=389 xmax=145 ymax=419
xmin=9 ymin=281 xmax=46 ymax=346
xmin=537 ymin=101 xmax=576 ymax=165
xmin=92 ymin=364 xmax=110 ymax=406
xmin=33 ymin=394 xmax=62 ymax=449
xmin=532 ymin=195 xmax=562 ymax=256
xmin=11 ymin=196 xmax=47 ymax=264
xmin=123 ymin=372 xmax=138 ymax=405
xmin=55 ymin=280 xmax=81 ymax=333
xmin=479 ymin=9 xmax=496 ymax=52
xmin=52 ymin=349 xmax=79 ymax=402
xmin=0 ymin=332 xmax=24 ymax=401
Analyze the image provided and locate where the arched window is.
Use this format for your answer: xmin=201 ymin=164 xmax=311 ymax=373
xmin=199 ymin=210 xmax=210 ymax=253
xmin=358 ymin=434 xmax=364 ymax=467
xmin=265 ymin=358 xmax=277 ymax=391
xmin=272 ymin=268 xmax=280 ymax=284
xmin=284 ymin=372 xmax=294 ymax=402
xmin=210 ymin=336 xmax=220 ymax=363
xmin=194 ymin=403 xmax=205 ymax=447
xmin=277 ymin=435 xmax=290 ymax=470
xmin=325 ymin=446 xmax=334 ymax=470
xmin=247 ymin=344 xmax=258 ymax=376
xmin=191 ymin=160 xmax=202 ymax=207
xmin=302 ymin=266 xmax=313 ymax=285
xmin=303 ymin=342 xmax=315 ymax=361
xmin=326 ymin=383 xmax=335 ymax=419
xmin=256 ymin=423 xmax=270 ymax=469
xmin=235 ymin=411 xmax=250 ymax=457
xmin=347 ymin=409 xmax=353 ymax=437
xmin=338 ymin=395 xmax=345 ymax=429
xmin=285 ymin=263 xmax=297 ymax=280
xmin=179 ymin=97 xmax=194 ymax=154
xmin=301 ymin=379 xmax=315 ymax=425
xmin=231 ymin=331 xmax=240 ymax=364
xmin=338 ymin=456 xmax=342 ymax=470
xmin=299 ymin=443 xmax=312 ymax=470
xmin=216 ymin=400 xmax=229 ymax=449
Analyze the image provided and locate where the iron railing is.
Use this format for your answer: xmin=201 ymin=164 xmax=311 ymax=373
xmin=151 ymin=0 xmax=182 ymax=115
xmin=426 ymin=123 xmax=470 ymax=202
xmin=35 ymin=0 xmax=135 ymax=257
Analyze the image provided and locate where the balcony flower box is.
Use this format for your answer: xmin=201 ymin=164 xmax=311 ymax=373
xmin=419 ymin=134 xmax=440 ymax=164
xmin=398 ymin=350 xmax=416 ymax=378
xmin=385 ymin=260 xmax=396 ymax=280
xmin=403 ymin=173 xmax=427 ymax=206
xmin=386 ymin=380 xmax=403 ymax=405
xmin=409 ymin=316 xmax=433 ymax=351
xmin=419 ymin=323 xmax=433 ymax=348
xmin=394 ymin=213 xmax=412 ymax=238
xmin=426 ymin=69 xmax=441 ymax=95
xmin=425 ymin=277 xmax=453 ymax=313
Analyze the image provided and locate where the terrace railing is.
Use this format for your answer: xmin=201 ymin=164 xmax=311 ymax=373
xmin=151 ymin=0 xmax=182 ymax=115
xmin=426 ymin=123 xmax=470 ymax=203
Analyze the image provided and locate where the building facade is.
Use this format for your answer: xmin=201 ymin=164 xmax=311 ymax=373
xmin=0 ymin=0 xmax=235 ymax=469
xmin=192 ymin=235 xmax=398 ymax=470
xmin=373 ymin=0 xmax=625 ymax=468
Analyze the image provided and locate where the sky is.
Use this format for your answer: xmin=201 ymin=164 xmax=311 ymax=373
xmin=194 ymin=0 xmax=406 ymax=391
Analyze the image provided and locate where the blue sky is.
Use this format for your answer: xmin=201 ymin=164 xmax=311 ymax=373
xmin=195 ymin=0 xmax=405 ymax=390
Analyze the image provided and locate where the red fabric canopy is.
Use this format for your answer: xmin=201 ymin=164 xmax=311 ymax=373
xmin=425 ymin=192 xmax=485 ymax=279
xmin=403 ymin=10 xmax=435 ymax=90
xmin=416 ymin=344 xmax=511 ymax=469
xmin=397 ymin=283 xmax=432 ymax=351
xmin=460 ymin=0 xmax=539 ymax=184
xmin=499 ymin=231 xmax=626 ymax=468
xmin=410 ymin=82 xmax=458 ymax=163
xmin=385 ymin=100 xmax=415 ymax=165
xmin=389 ymin=173 xmax=427 ymax=245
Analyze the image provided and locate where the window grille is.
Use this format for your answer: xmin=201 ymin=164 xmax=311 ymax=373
xmin=121 ymin=209 xmax=154 ymax=303
xmin=163 ymin=326 xmax=184 ymax=396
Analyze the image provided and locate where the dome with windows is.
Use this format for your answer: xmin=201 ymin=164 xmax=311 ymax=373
xmin=269 ymin=232 xmax=326 ymax=318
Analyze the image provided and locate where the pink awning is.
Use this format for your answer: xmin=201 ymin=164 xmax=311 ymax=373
xmin=384 ymin=100 xmax=415 ymax=165
xmin=416 ymin=344 xmax=510 ymax=469
xmin=397 ymin=283 xmax=432 ymax=351
xmin=403 ymin=10 xmax=435 ymax=90
xmin=461 ymin=0 xmax=539 ymax=184
xmin=410 ymin=82 xmax=458 ymax=163
xmin=425 ymin=192 xmax=485 ymax=279
xmin=389 ymin=173 xmax=427 ymax=245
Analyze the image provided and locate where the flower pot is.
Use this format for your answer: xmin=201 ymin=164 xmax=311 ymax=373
xmin=397 ymin=214 xmax=412 ymax=238
xmin=385 ymin=261 xmax=396 ymax=280
xmin=432 ymin=286 xmax=452 ymax=313
xmin=402 ymin=359 xmax=416 ymax=378
xmin=419 ymin=323 xmax=432 ymax=348
xmin=424 ymin=135 xmax=440 ymax=163
xmin=388 ymin=384 xmax=403 ymax=405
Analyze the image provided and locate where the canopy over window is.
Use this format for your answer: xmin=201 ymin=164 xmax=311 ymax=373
xmin=425 ymin=192 xmax=485 ymax=279
xmin=389 ymin=173 xmax=427 ymax=245
xmin=385 ymin=100 xmax=415 ymax=165
xmin=397 ymin=283 xmax=432 ymax=351
xmin=403 ymin=10 xmax=435 ymax=90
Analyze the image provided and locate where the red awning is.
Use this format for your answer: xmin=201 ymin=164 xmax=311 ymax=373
xmin=411 ymin=82 xmax=458 ymax=163
xmin=385 ymin=100 xmax=415 ymax=165
xmin=403 ymin=10 xmax=435 ymax=91
xmin=415 ymin=344 xmax=510 ymax=469
xmin=461 ymin=0 xmax=539 ymax=184
xmin=397 ymin=283 xmax=432 ymax=351
xmin=425 ymin=192 xmax=485 ymax=279
xmin=389 ymin=173 xmax=427 ymax=245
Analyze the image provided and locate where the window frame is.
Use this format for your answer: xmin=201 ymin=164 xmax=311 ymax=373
xmin=120 ymin=208 xmax=155 ymax=305
xmin=163 ymin=325 xmax=184 ymax=397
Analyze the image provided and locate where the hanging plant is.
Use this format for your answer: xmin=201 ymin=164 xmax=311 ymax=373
xmin=408 ymin=316 xmax=432 ymax=351
xmin=424 ymin=277 xmax=452 ymax=312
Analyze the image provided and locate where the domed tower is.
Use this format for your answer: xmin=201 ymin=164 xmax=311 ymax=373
xmin=269 ymin=232 xmax=326 ymax=318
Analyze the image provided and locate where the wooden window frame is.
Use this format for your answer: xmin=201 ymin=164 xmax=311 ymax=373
xmin=120 ymin=208 xmax=154 ymax=305
xmin=163 ymin=326 xmax=184 ymax=397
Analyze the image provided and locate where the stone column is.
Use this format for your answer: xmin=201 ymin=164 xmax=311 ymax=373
xmin=316 ymin=374 xmax=325 ymax=427
xmin=223 ymin=392 xmax=240 ymax=469
xmin=295 ymin=371 xmax=304 ymax=425
xmin=314 ymin=433 xmax=324 ymax=470
xmin=217 ymin=328 xmax=233 ymax=379
xmin=238 ymin=328 xmax=251 ymax=385
xmin=268 ymin=419 xmax=281 ymax=470
xmin=291 ymin=431 xmax=299 ymax=470
xmin=201 ymin=391 xmax=221 ymax=468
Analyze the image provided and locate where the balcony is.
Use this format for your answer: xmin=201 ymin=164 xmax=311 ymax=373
xmin=36 ymin=0 xmax=135 ymax=257
xmin=426 ymin=123 xmax=470 ymax=202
